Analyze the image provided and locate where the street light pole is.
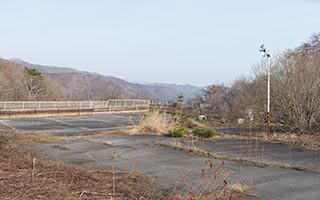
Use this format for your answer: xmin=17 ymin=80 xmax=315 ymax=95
xmin=266 ymin=54 xmax=271 ymax=137
xmin=260 ymin=45 xmax=271 ymax=137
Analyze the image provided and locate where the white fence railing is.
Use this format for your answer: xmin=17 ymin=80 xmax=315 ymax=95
xmin=0 ymin=99 xmax=150 ymax=112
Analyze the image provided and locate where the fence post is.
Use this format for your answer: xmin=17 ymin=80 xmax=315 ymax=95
xmin=148 ymin=100 xmax=151 ymax=111
xmin=107 ymin=100 xmax=111 ymax=111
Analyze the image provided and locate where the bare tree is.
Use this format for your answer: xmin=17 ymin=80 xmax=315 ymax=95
xmin=270 ymin=50 xmax=320 ymax=132
xmin=202 ymin=84 xmax=233 ymax=119
xmin=0 ymin=59 xmax=27 ymax=100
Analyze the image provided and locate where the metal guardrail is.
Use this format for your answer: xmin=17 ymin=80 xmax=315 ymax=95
xmin=0 ymin=99 xmax=150 ymax=112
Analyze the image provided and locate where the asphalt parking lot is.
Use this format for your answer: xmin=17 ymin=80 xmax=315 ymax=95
xmin=37 ymin=135 xmax=320 ymax=199
xmin=0 ymin=113 xmax=142 ymax=136
xmin=1 ymin=113 xmax=320 ymax=199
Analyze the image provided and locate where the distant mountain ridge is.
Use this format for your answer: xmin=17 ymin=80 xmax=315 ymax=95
xmin=10 ymin=58 xmax=84 ymax=74
xmin=9 ymin=58 xmax=203 ymax=101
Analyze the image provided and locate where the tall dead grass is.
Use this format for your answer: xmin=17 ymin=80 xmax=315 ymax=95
xmin=129 ymin=110 xmax=171 ymax=135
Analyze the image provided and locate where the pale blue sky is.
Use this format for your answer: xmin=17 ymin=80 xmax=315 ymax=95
xmin=1 ymin=0 xmax=320 ymax=86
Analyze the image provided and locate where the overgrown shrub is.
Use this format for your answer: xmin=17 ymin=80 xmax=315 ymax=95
xmin=193 ymin=128 xmax=218 ymax=138
xmin=169 ymin=128 xmax=186 ymax=138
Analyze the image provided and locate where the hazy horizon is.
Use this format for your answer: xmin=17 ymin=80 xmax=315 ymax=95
xmin=1 ymin=0 xmax=320 ymax=86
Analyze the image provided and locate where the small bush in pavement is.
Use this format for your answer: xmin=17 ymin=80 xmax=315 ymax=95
xmin=169 ymin=128 xmax=186 ymax=138
xmin=193 ymin=128 xmax=218 ymax=138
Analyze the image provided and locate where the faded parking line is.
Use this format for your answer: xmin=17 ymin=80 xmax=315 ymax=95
xmin=0 ymin=120 xmax=16 ymax=130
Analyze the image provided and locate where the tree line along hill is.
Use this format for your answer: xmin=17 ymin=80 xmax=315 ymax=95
xmin=0 ymin=58 xmax=202 ymax=102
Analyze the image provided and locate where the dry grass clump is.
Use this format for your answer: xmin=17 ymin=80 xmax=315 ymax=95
xmin=170 ymin=183 xmax=252 ymax=200
xmin=196 ymin=183 xmax=253 ymax=200
xmin=169 ymin=159 xmax=253 ymax=200
xmin=129 ymin=110 xmax=171 ymax=135
xmin=53 ymin=143 xmax=70 ymax=151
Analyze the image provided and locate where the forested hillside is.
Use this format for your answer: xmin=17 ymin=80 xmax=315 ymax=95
xmin=0 ymin=59 xmax=64 ymax=101
xmin=1 ymin=58 xmax=202 ymax=101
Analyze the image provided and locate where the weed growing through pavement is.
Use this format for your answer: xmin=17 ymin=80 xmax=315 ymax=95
xmin=193 ymin=128 xmax=218 ymax=138
xmin=53 ymin=143 xmax=70 ymax=150
xmin=53 ymin=136 xmax=70 ymax=150
xmin=100 ymin=140 xmax=133 ymax=148
xmin=168 ymin=159 xmax=252 ymax=199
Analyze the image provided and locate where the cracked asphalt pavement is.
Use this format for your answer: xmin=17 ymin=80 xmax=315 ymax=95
xmin=1 ymin=113 xmax=320 ymax=199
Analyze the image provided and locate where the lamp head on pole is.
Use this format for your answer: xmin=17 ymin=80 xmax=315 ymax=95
xmin=259 ymin=44 xmax=270 ymax=57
